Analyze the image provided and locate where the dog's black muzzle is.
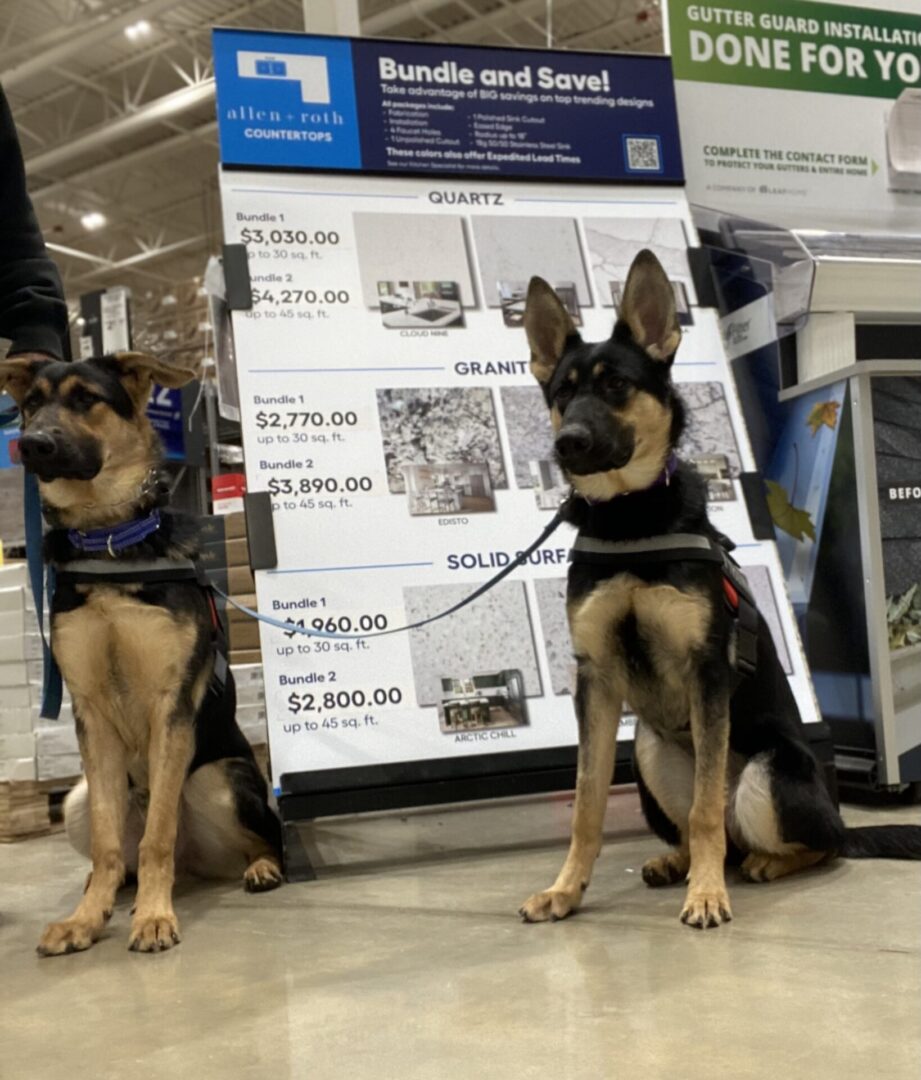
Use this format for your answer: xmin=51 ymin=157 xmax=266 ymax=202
xmin=554 ymin=397 xmax=634 ymax=476
xmin=19 ymin=429 xmax=102 ymax=482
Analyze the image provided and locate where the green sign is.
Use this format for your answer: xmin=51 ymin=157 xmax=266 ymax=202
xmin=670 ymin=0 xmax=921 ymax=99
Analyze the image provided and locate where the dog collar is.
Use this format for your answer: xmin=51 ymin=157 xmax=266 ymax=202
xmin=645 ymin=452 xmax=678 ymax=491
xmin=67 ymin=508 xmax=162 ymax=556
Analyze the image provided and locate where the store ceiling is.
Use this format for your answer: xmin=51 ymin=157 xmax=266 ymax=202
xmin=3 ymin=0 xmax=663 ymax=350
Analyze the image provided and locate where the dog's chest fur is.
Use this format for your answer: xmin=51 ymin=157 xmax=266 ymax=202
xmin=52 ymin=587 xmax=203 ymax=784
xmin=569 ymin=572 xmax=712 ymax=734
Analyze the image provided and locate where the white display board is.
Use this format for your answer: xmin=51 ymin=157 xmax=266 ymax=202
xmin=219 ymin=171 xmax=821 ymax=787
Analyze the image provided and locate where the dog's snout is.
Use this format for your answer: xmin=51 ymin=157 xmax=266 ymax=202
xmin=555 ymin=423 xmax=592 ymax=461
xmin=19 ymin=431 xmax=58 ymax=465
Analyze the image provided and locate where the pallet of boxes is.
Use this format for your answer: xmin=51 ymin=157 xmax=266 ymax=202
xmin=197 ymin=512 xmax=269 ymax=776
xmin=0 ymin=562 xmax=77 ymax=841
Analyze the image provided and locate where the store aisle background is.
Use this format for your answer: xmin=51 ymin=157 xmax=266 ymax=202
xmin=2 ymin=791 xmax=918 ymax=1080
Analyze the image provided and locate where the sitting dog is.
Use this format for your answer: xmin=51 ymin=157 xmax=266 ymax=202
xmin=518 ymin=251 xmax=921 ymax=929
xmin=0 ymin=351 xmax=283 ymax=955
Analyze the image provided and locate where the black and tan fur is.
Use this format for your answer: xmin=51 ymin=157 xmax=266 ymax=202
xmin=518 ymin=251 xmax=921 ymax=929
xmin=0 ymin=351 xmax=283 ymax=956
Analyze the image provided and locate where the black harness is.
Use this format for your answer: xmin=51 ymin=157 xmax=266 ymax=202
xmin=51 ymin=555 xmax=230 ymax=700
xmin=568 ymin=531 xmax=759 ymax=681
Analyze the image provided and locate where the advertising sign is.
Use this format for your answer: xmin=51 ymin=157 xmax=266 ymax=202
xmin=215 ymin=30 xmax=819 ymax=791
xmin=213 ymin=29 xmax=683 ymax=183
xmin=667 ymin=0 xmax=921 ymax=229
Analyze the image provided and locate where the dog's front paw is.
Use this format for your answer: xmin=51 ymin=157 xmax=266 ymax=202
xmin=128 ymin=911 xmax=181 ymax=952
xmin=519 ymin=885 xmax=583 ymax=923
xmin=642 ymin=851 xmax=689 ymax=888
xmin=37 ymin=917 xmax=102 ymax=957
xmin=244 ymin=856 xmax=283 ymax=893
xmin=680 ymin=885 xmax=732 ymax=929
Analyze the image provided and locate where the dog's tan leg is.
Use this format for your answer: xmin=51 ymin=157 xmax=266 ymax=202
xmin=520 ymin=668 xmax=620 ymax=922
xmin=37 ymin=711 xmax=128 ymax=957
xmin=741 ymin=849 xmax=828 ymax=882
xmin=128 ymin=711 xmax=194 ymax=952
xmin=680 ymin=689 xmax=732 ymax=929
xmin=634 ymin=720 xmax=692 ymax=887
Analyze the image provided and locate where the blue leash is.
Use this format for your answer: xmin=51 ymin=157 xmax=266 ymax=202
xmin=0 ymin=402 xmax=63 ymax=720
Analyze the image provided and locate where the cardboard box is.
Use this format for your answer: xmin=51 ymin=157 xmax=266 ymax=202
xmin=229 ymin=648 xmax=262 ymax=666
xmin=235 ymin=681 xmax=265 ymax=708
xmin=0 ymin=564 xmax=28 ymax=589
xmin=0 ymin=585 xmax=28 ymax=612
xmin=230 ymin=662 xmax=264 ymax=689
xmin=35 ymin=722 xmax=80 ymax=757
xmin=228 ymin=620 xmax=261 ymax=651
xmin=0 ymin=632 xmax=43 ymax=664
xmin=223 ymin=537 xmax=250 ymax=568
xmin=0 ymin=608 xmax=25 ymax=639
xmin=228 ymin=566 xmax=255 ymax=594
xmin=226 ymin=594 xmax=257 ymax=623
xmin=236 ymin=706 xmax=268 ymax=746
xmin=0 ymin=685 xmax=37 ymax=709
xmin=0 ymin=706 xmax=33 ymax=734
xmin=0 ymin=756 xmax=36 ymax=782
xmin=0 ymin=732 xmax=35 ymax=760
xmin=0 ymin=662 xmax=29 ymax=689
xmin=36 ymin=753 xmax=82 ymax=782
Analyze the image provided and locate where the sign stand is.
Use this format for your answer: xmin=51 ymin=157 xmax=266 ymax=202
xmin=213 ymin=28 xmax=826 ymax=876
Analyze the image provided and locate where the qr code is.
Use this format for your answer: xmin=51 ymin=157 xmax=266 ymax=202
xmin=625 ymin=136 xmax=661 ymax=173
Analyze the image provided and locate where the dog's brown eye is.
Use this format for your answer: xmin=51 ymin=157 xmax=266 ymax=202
xmin=70 ymin=386 xmax=101 ymax=409
xmin=555 ymin=384 xmax=574 ymax=408
xmin=604 ymin=376 xmax=629 ymax=395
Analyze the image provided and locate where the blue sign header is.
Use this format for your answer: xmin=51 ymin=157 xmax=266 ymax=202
xmin=213 ymin=29 xmax=684 ymax=183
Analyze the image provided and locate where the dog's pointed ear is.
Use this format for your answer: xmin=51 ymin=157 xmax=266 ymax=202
xmin=617 ymin=250 xmax=681 ymax=363
xmin=0 ymin=356 xmax=50 ymax=405
xmin=524 ymin=277 xmax=579 ymax=386
xmin=110 ymin=351 xmax=199 ymax=406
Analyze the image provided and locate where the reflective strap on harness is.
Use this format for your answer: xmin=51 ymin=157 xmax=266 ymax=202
xmin=53 ymin=556 xmax=200 ymax=585
xmin=570 ymin=532 xmax=722 ymax=566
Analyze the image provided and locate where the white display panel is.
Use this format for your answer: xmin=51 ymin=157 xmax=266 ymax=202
xmin=220 ymin=171 xmax=820 ymax=786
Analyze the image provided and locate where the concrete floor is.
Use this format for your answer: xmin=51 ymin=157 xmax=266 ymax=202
xmin=1 ymin=789 xmax=919 ymax=1080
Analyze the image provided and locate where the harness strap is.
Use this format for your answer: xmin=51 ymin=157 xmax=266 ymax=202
xmin=53 ymin=556 xmax=199 ymax=586
xmin=569 ymin=532 xmax=722 ymax=567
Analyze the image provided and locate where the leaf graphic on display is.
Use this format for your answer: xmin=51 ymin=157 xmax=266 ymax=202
xmin=887 ymin=582 xmax=921 ymax=651
xmin=765 ymin=480 xmax=816 ymax=542
xmin=806 ymin=400 xmax=840 ymax=436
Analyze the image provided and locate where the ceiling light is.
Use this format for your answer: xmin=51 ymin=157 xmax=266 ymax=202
xmin=161 ymin=294 xmax=178 ymax=306
xmin=80 ymin=211 xmax=106 ymax=231
xmin=124 ymin=19 xmax=152 ymax=41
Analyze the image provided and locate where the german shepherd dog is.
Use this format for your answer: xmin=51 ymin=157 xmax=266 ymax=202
xmin=518 ymin=251 xmax=921 ymax=929
xmin=0 ymin=351 xmax=283 ymax=956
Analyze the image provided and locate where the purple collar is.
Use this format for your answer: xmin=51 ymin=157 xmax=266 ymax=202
xmin=67 ymin=509 xmax=161 ymax=556
xmin=640 ymin=452 xmax=679 ymax=493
